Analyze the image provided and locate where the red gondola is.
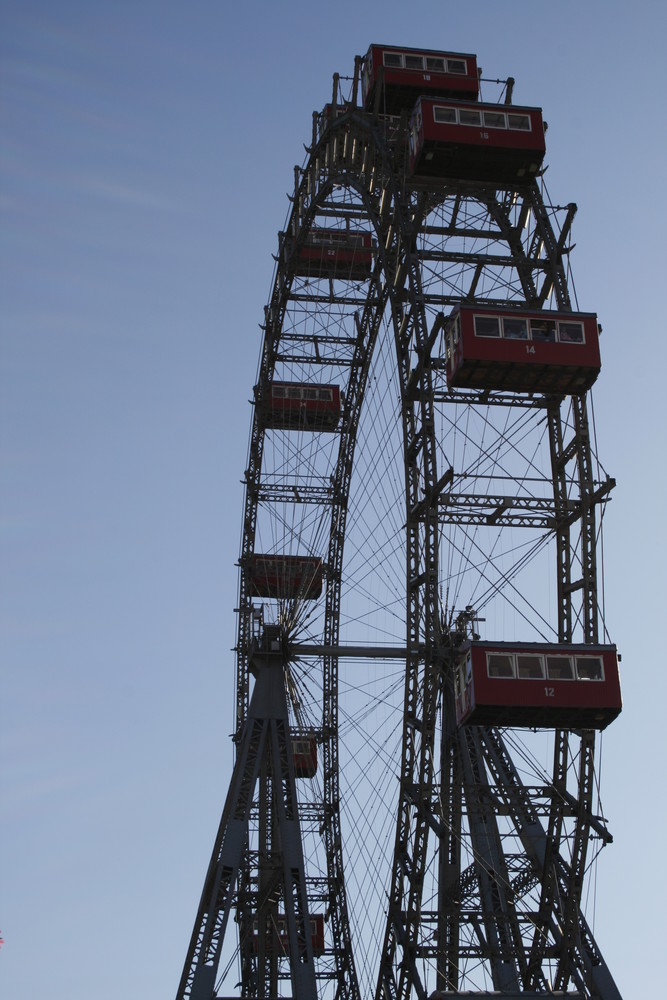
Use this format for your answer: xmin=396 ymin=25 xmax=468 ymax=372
xmin=455 ymin=641 xmax=622 ymax=730
xmin=289 ymin=228 xmax=375 ymax=281
xmin=292 ymin=737 xmax=318 ymax=779
xmin=249 ymin=555 xmax=323 ymax=600
xmin=263 ymin=382 xmax=341 ymax=432
xmin=408 ymin=96 xmax=545 ymax=183
xmin=362 ymin=44 xmax=479 ymax=114
xmin=318 ymin=103 xmax=347 ymax=127
xmin=252 ymin=914 xmax=325 ymax=957
xmin=444 ymin=305 xmax=601 ymax=394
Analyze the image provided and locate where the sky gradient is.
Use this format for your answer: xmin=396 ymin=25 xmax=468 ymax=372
xmin=2 ymin=2 xmax=666 ymax=997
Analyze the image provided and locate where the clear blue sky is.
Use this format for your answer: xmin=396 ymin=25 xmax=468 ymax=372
xmin=2 ymin=2 xmax=666 ymax=997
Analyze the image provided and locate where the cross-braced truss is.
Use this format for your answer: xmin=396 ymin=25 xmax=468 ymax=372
xmin=176 ymin=62 xmax=620 ymax=1000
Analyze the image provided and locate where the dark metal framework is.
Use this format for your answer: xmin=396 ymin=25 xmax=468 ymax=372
xmin=176 ymin=61 xmax=620 ymax=1000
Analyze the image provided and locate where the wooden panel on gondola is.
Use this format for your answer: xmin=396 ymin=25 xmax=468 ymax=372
xmin=292 ymin=737 xmax=318 ymax=778
xmin=251 ymin=913 xmax=325 ymax=956
xmin=445 ymin=305 xmax=602 ymax=394
xmin=362 ymin=44 xmax=479 ymax=114
xmin=289 ymin=228 xmax=374 ymax=281
xmin=408 ymin=97 xmax=545 ymax=183
xmin=263 ymin=382 xmax=341 ymax=431
xmin=455 ymin=640 xmax=622 ymax=730
xmin=249 ymin=555 xmax=323 ymax=600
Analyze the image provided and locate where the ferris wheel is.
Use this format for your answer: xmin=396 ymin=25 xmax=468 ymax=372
xmin=176 ymin=45 xmax=622 ymax=1000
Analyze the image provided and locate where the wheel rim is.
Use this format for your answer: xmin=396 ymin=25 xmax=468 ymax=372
xmin=231 ymin=106 xmax=612 ymax=999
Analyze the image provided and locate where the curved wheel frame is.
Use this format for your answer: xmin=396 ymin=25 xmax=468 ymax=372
xmin=373 ymin=181 xmax=612 ymax=998
xmin=183 ymin=76 xmax=618 ymax=1000
xmin=235 ymin=108 xmax=404 ymax=1000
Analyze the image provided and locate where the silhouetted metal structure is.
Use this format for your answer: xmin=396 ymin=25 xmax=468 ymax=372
xmin=176 ymin=43 xmax=621 ymax=1000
